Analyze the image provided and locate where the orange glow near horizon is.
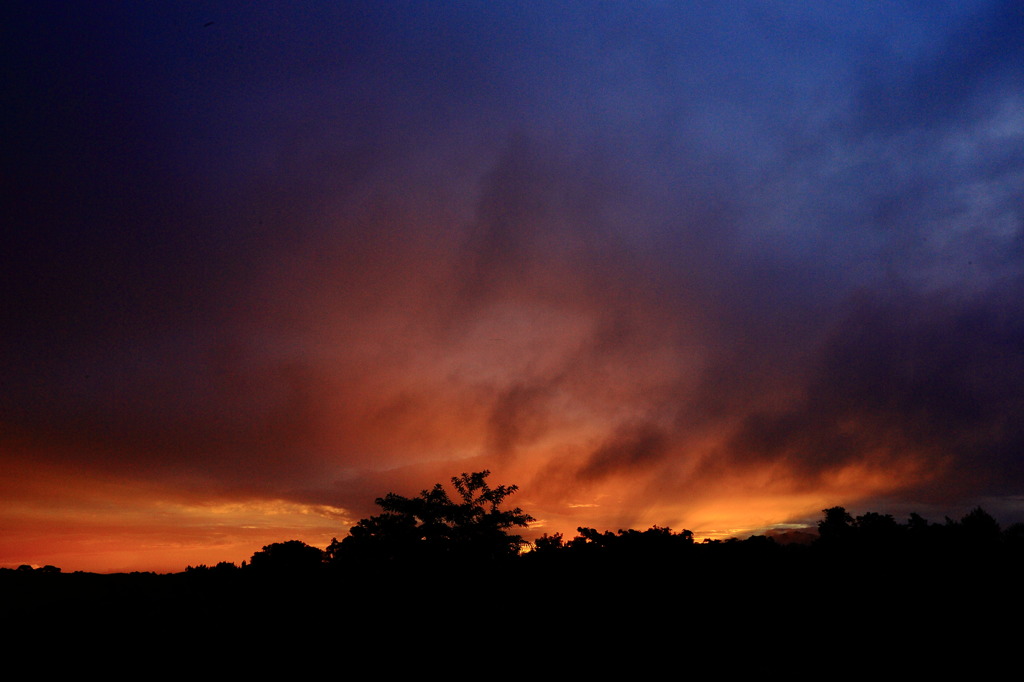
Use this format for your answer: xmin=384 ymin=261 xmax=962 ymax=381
xmin=1 ymin=502 xmax=351 ymax=574
xmin=0 ymin=453 xmax=960 ymax=572
xmin=0 ymin=458 xmax=353 ymax=573
xmin=1 ymin=413 xmax=948 ymax=573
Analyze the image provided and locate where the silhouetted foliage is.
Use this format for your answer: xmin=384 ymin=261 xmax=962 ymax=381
xmin=533 ymin=532 xmax=565 ymax=554
xmin=852 ymin=511 xmax=902 ymax=550
xmin=803 ymin=504 xmax=1024 ymax=569
xmin=960 ymin=506 xmax=1001 ymax=543
xmin=1005 ymin=522 xmax=1024 ymax=545
xmin=817 ymin=506 xmax=854 ymax=545
xmin=186 ymin=561 xmax=241 ymax=574
xmin=906 ymin=512 xmax=930 ymax=535
xmin=249 ymin=540 xmax=325 ymax=573
xmin=7 ymin=468 xmax=1024 ymax=631
xmin=10 ymin=564 xmax=62 ymax=573
xmin=328 ymin=470 xmax=534 ymax=563
xmin=561 ymin=525 xmax=694 ymax=560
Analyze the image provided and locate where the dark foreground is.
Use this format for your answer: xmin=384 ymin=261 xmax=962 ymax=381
xmin=7 ymin=543 xmax=1021 ymax=633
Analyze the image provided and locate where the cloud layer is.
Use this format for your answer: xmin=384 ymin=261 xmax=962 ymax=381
xmin=4 ymin=2 xmax=1023 ymax=570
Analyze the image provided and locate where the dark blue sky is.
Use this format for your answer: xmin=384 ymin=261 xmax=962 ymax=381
xmin=4 ymin=1 xmax=1024 ymax=571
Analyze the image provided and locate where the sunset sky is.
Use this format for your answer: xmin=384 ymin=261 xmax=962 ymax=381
xmin=5 ymin=1 xmax=1024 ymax=573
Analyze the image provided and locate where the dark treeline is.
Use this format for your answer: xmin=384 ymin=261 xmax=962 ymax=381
xmin=10 ymin=471 xmax=1024 ymax=579
xmin=189 ymin=471 xmax=1024 ymax=573
xmin=7 ymin=471 xmax=1024 ymax=637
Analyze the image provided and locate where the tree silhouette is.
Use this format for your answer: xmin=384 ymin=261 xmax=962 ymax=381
xmin=249 ymin=540 xmax=325 ymax=573
xmin=853 ymin=511 xmax=901 ymax=549
xmin=328 ymin=470 xmax=534 ymax=563
xmin=533 ymin=532 xmax=565 ymax=554
xmin=565 ymin=525 xmax=694 ymax=558
xmin=817 ymin=506 xmax=854 ymax=545
xmin=960 ymin=506 xmax=1001 ymax=543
